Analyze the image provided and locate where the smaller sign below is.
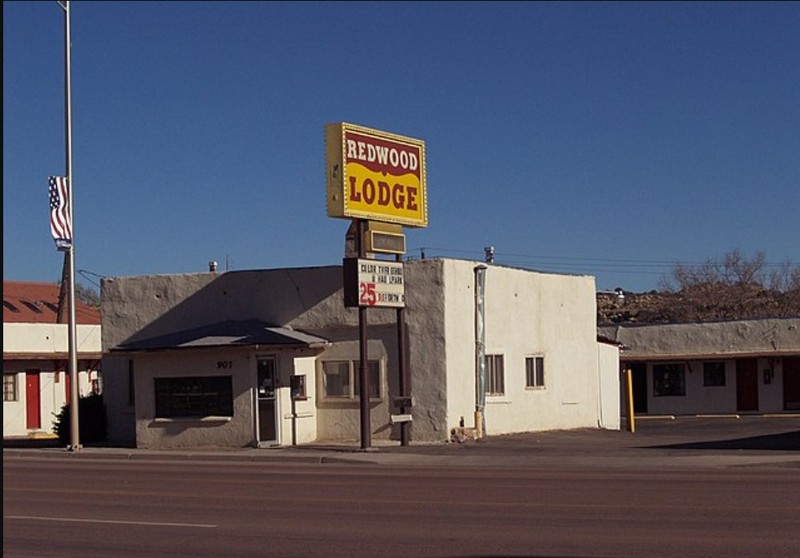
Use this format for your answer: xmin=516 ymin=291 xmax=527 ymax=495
xmin=390 ymin=413 xmax=413 ymax=424
xmin=365 ymin=221 xmax=406 ymax=255
xmin=343 ymin=258 xmax=405 ymax=308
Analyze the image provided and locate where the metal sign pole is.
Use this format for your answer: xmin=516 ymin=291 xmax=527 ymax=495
xmin=396 ymin=254 xmax=410 ymax=446
xmin=357 ymin=220 xmax=371 ymax=450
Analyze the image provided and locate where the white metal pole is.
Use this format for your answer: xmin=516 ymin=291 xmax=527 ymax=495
xmin=61 ymin=0 xmax=80 ymax=451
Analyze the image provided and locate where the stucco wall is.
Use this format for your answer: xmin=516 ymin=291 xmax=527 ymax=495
xmin=438 ymin=260 xmax=603 ymax=437
xmin=4 ymin=322 xmax=101 ymax=438
xmin=600 ymin=319 xmax=800 ymax=358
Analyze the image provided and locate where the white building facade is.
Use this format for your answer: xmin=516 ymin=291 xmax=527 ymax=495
xmin=101 ymin=259 xmax=619 ymax=449
xmin=599 ymin=320 xmax=800 ymax=416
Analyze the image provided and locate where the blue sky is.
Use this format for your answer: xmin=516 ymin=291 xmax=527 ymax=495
xmin=4 ymin=1 xmax=799 ymax=293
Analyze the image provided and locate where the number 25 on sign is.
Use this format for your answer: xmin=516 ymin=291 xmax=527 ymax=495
xmin=359 ymin=282 xmax=377 ymax=306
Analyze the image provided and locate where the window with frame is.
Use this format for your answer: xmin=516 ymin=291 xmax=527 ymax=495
xmin=322 ymin=360 xmax=381 ymax=399
xmin=703 ymin=362 xmax=726 ymax=387
xmin=3 ymin=374 xmax=18 ymax=402
xmin=653 ymin=363 xmax=686 ymax=397
xmin=154 ymin=376 xmax=233 ymax=418
xmin=486 ymin=354 xmax=505 ymax=396
xmin=525 ymin=356 xmax=545 ymax=388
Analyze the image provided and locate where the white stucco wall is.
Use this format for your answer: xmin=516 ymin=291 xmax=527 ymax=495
xmin=597 ymin=342 xmax=621 ymax=430
xmin=101 ymin=260 xmax=610 ymax=448
xmin=436 ymin=260 xmax=603 ymax=437
xmin=3 ymin=323 xmax=100 ymax=438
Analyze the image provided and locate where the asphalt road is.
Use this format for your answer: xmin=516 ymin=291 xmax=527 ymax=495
xmin=4 ymin=455 xmax=800 ymax=557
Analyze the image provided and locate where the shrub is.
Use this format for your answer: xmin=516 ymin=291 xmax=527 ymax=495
xmin=53 ymin=393 xmax=108 ymax=445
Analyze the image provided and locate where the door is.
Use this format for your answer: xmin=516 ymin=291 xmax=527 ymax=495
xmin=630 ymin=363 xmax=648 ymax=414
xmin=736 ymin=358 xmax=759 ymax=412
xmin=257 ymin=357 xmax=278 ymax=445
xmin=25 ymin=371 xmax=41 ymax=430
xmin=783 ymin=357 xmax=800 ymax=411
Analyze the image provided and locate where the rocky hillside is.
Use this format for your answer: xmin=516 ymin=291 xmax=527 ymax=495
xmin=597 ymin=284 xmax=800 ymax=324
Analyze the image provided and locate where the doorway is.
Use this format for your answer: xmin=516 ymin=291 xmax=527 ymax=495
xmin=736 ymin=358 xmax=759 ymax=412
xmin=783 ymin=357 xmax=800 ymax=411
xmin=630 ymin=363 xmax=648 ymax=414
xmin=257 ymin=357 xmax=278 ymax=445
xmin=25 ymin=371 xmax=41 ymax=430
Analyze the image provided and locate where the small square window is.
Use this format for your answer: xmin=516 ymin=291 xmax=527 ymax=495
xmin=653 ymin=363 xmax=686 ymax=397
xmin=487 ymin=354 xmax=505 ymax=396
xmin=525 ymin=356 xmax=545 ymax=388
xmin=3 ymin=374 xmax=18 ymax=402
xmin=703 ymin=362 xmax=726 ymax=387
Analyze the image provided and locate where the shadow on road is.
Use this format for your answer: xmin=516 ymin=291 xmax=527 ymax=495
xmin=650 ymin=430 xmax=800 ymax=452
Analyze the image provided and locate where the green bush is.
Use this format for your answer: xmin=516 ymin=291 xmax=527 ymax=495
xmin=53 ymin=393 xmax=108 ymax=445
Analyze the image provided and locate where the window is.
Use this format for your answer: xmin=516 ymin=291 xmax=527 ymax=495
xmin=525 ymin=356 xmax=545 ymax=388
xmin=703 ymin=362 xmax=726 ymax=387
xmin=154 ymin=376 xmax=233 ymax=418
xmin=653 ymin=364 xmax=686 ymax=397
xmin=487 ymin=354 xmax=505 ymax=396
xmin=321 ymin=360 xmax=381 ymax=399
xmin=3 ymin=374 xmax=18 ymax=402
xmin=127 ymin=360 xmax=135 ymax=406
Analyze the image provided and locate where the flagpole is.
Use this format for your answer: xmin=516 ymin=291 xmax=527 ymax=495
xmin=59 ymin=0 xmax=80 ymax=451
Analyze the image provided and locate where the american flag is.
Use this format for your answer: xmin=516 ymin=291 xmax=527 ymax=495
xmin=48 ymin=176 xmax=72 ymax=250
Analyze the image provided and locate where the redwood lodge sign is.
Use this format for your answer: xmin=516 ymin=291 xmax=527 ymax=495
xmin=326 ymin=123 xmax=428 ymax=228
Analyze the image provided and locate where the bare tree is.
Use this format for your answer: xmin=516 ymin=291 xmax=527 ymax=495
xmin=656 ymin=249 xmax=800 ymax=321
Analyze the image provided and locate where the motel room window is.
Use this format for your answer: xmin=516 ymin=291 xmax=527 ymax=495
xmin=525 ymin=356 xmax=545 ymax=388
xmin=3 ymin=374 xmax=18 ymax=402
xmin=487 ymin=354 xmax=505 ymax=396
xmin=703 ymin=362 xmax=726 ymax=387
xmin=321 ymin=360 xmax=381 ymax=400
xmin=653 ymin=363 xmax=686 ymax=397
xmin=154 ymin=376 xmax=233 ymax=419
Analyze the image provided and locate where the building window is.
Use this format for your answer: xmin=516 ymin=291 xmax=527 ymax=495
xmin=154 ymin=376 xmax=233 ymax=418
xmin=525 ymin=356 xmax=545 ymax=388
xmin=3 ymin=374 xmax=18 ymax=402
xmin=487 ymin=354 xmax=505 ymax=396
xmin=321 ymin=360 xmax=381 ymax=400
xmin=127 ymin=360 xmax=135 ymax=406
xmin=703 ymin=362 xmax=726 ymax=387
xmin=653 ymin=363 xmax=686 ymax=397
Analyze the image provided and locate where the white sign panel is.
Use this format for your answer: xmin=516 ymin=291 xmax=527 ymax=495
xmin=355 ymin=259 xmax=405 ymax=308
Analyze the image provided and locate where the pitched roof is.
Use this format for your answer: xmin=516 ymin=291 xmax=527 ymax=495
xmin=110 ymin=319 xmax=329 ymax=352
xmin=3 ymin=281 xmax=101 ymax=325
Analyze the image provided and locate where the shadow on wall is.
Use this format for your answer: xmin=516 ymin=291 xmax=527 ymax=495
xmin=107 ymin=267 xmax=347 ymax=348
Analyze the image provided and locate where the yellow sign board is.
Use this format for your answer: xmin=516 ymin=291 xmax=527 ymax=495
xmin=326 ymin=123 xmax=427 ymax=228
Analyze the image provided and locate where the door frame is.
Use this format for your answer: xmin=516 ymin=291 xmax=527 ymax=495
xmin=255 ymin=355 xmax=280 ymax=447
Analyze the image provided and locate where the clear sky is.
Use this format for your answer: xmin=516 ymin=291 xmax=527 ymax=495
xmin=4 ymin=1 xmax=799 ymax=294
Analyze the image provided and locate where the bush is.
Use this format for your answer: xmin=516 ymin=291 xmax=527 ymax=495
xmin=53 ymin=393 xmax=108 ymax=445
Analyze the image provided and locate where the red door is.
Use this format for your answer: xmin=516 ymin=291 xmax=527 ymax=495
xmin=736 ymin=359 xmax=759 ymax=412
xmin=25 ymin=371 xmax=41 ymax=430
xmin=783 ymin=357 xmax=800 ymax=411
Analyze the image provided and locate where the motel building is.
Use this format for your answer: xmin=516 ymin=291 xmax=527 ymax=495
xmin=101 ymin=258 xmax=621 ymax=449
xmin=599 ymin=319 xmax=800 ymax=416
xmin=3 ymin=281 xmax=102 ymax=439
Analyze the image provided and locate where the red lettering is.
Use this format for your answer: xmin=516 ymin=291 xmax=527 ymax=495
xmin=378 ymin=181 xmax=391 ymax=206
xmin=392 ymin=183 xmax=405 ymax=209
xmin=363 ymin=178 xmax=375 ymax=204
xmin=349 ymin=176 xmax=361 ymax=202
xmin=406 ymin=186 xmax=418 ymax=211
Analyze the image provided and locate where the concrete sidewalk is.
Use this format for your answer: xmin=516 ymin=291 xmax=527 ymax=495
xmin=5 ymin=416 xmax=800 ymax=470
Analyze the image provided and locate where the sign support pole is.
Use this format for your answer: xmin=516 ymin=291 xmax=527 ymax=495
xmin=357 ymin=220 xmax=372 ymax=450
xmin=396 ymin=253 xmax=410 ymax=446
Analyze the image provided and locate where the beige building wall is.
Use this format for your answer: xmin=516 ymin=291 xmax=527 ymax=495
xmin=3 ymin=323 xmax=100 ymax=438
xmin=101 ymin=260 xmax=615 ymax=448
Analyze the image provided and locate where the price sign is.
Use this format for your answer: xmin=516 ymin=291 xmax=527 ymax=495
xmin=343 ymin=258 xmax=405 ymax=308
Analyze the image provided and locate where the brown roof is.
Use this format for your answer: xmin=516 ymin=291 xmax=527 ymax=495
xmin=3 ymin=281 xmax=101 ymax=325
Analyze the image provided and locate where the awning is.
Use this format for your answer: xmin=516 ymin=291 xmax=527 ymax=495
xmin=110 ymin=319 xmax=329 ymax=352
